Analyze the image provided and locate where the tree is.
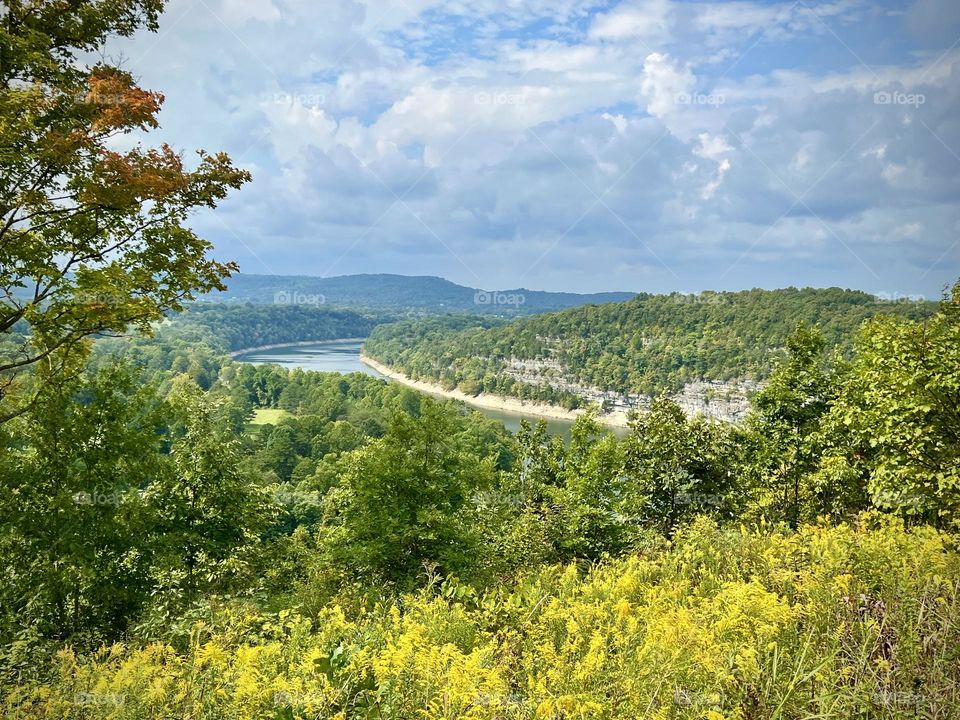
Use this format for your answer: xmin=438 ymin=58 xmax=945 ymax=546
xmin=622 ymin=397 xmax=737 ymax=534
xmin=829 ymin=283 xmax=960 ymax=526
xmin=0 ymin=363 xmax=169 ymax=649
xmin=747 ymin=324 xmax=836 ymax=526
xmin=550 ymin=411 xmax=629 ymax=559
xmin=325 ymin=399 xmax=495 ymax=587
xmin=0 ymin=1 xmax=250 ymax=422
xmin=145 ymin=384 xmax=273 ymax=610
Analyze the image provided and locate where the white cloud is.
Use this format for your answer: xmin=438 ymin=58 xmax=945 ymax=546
xmin=640 ymin=52 xmax=694 ymax=118
xmin=693 ymin=132 xmax=732 ymax=161
xmin=693 ymin=133 xmax=732 ymax=199
xmin=602 ymin=112 xmax=629 ymax=134
xmin=896 ymin=222 xmax=924 ymax=239
xmin=692 ymin=1 xmax=784 ymax=33
xmin=589 ymin=0 xmax=671 ymax=40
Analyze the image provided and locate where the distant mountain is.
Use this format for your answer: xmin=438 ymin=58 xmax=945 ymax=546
xmin=200 ymin=273 xmax=636 ymax=315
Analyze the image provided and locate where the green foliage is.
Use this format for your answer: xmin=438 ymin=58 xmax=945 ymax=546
xmin=0 ymin=0 xmax=249 ymax=422
xmin=364 ymin=287 xmax=936 ymax=403
xmin=623 ymin=398 xmax=740 ymax=533
xmin=6 ymin=517 xmax=959 ymax=719
xmin=0 ymin=366 xmax=273 ymax=665
xmin=745 ymin=323 xmax=844 ymax=526
xmin=7 ymin=4 xmax=957 ymax=718
xmin=179 ymin=303 xmax=384 ymax=352
xmin=324 ymin=399 xmax=497 ymax=588
xmin=822 ymin=283 xmax=960 ymax=527
xmin=0 ymin=364 xmax=168 ymax=655
xmin=143 ymin=384 xmax=276 ymax=615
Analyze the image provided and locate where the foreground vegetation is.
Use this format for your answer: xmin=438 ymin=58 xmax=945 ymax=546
xmin=8 ymin=518 xmax=958 ymax=719
xmin=2 ymin=284 xmax=958 ymax=718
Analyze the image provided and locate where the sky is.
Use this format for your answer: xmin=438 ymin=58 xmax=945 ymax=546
xmin=108 ymin=0 xmax=960 ymax=296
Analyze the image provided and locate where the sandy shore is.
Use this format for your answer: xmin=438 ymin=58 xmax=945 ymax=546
xmin=229 ymin=337 xmax=368 ymax=359
xmin=360 ymin=354 xmax=633 ymax=428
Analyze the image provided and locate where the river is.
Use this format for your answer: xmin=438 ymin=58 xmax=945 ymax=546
xmin=233 ymin=339 xmax=598 ymax=437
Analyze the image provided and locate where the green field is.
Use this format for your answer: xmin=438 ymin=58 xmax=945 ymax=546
xmin=249 ymin=407 xmax=290 ymax=425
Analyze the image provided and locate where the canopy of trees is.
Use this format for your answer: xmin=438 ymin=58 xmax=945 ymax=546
xmin=364 ymin=287 xmax=937 ymax=403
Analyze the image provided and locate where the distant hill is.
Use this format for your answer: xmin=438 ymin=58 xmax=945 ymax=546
xmin=363 ymin=287 xmax=938 ymax=408
xmin=200 ymin=273 xmax=636 ymax=315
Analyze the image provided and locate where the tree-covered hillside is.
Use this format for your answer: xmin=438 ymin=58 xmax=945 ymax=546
xmin=170 ymin=303 xmax=387 ymax=352
xmin=5 ymin=285 xmax=960 ymax=718
xmin=364 ymin=288 xmax=937 ymax=404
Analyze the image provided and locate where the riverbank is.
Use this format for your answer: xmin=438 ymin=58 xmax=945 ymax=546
xmin=228 ymin=338 xmax=369 ymax=359
xmin=359 ymin=354 xmax=633 ymax=428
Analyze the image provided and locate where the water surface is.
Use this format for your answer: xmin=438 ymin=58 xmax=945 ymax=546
xmin=234 ymin=340 xmax=384 ymax=377
xmin=235 ymin=339 xmax=618 ymax=437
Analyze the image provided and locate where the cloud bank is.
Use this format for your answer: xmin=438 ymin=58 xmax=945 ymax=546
xmin=110 ymin=0 xmax=960 ymax=296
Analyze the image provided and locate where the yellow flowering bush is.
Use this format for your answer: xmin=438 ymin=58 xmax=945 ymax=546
xmin=5 ymin=515 xmax=958 ymax=719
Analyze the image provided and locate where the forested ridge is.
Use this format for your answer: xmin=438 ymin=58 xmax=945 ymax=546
xmin=2 ymin=4 xmax=959 ymax=719
xmin=364 ymin=287 xmax=937 ymax=406
xmin=174 ymin=303 xmax=387 ymax=352
xmin=202 ymin=272 xmax=636 ymax=314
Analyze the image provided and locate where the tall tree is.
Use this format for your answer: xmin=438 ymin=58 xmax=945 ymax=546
xmin=0 ymin=363 xmax=169 ymax=649
xmin=145 ymin=383 xmax=273 ymax=612
xmin=0 ymin=1 xmax=250 ymax=422
xmin=622 ymin=398 xmax=737 ymax=534
xmin=747 ymin=324 xmax=835 ymax=526
xmin=326 ymin=399 xmax=495 ymax=587
xmin=830 ymin=283 xmax=960 ymax=526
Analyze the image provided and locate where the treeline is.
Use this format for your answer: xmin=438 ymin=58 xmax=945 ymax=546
xmin=202 ymin=272 xmax=636 ymax=314
xmin=176 ymin=303 xmax=387 ymax=352
xmin=364 ymin=287 xmax=937 ymax=401
xmin=87 ymin=304 xmax=389 ymax=395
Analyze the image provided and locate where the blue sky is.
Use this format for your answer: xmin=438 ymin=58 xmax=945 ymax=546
xmin=109 ymin=0 xmax=960 ymax=296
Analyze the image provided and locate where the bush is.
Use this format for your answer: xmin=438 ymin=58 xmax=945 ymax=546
xmin=7 ymin=515 xmax=958 ymax=719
